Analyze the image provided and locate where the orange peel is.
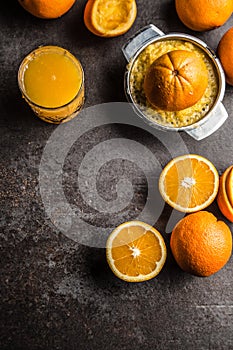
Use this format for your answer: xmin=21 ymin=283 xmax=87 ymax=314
xmin=84 ymin=0 xmax=137 ymax=37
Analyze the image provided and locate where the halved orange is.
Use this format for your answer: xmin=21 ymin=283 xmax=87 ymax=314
xmin=217 ymin=166 xmax=233 ymax=222
xmin=159 ymin=154 xmax=219 ymax=213
xmin=84 ymin=0 xmax=137 ymax=37
xmin=106 ymin=221 xmax=167 ymax=282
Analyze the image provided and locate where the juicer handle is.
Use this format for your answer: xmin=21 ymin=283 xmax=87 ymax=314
xmin=185 ymin=103 xmax=228 ymax=140
xmin=122 ymin=24 xmax=164 ymax=62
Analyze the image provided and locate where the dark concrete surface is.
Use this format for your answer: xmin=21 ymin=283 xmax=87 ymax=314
xmin=1 ymin=1 xmax=233 ymax=349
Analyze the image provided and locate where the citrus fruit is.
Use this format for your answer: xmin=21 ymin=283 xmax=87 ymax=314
xmin=18 ymin=0 xmax=76 ymax=19
xmin=170 ymin=211 xmax=232 ymax=277
xmin=217 ymin=27 xmax=233 ymax=86
xmin=159 ymin=154 xmax=219 ymax=213
xmin=217 ymin=166 xmax=233 ymax=222
xmin=106 ymin=221 xmax=167 ymax=282
xmin=144 ymin=50 xmax=208 ymax=111
xmin=226 ymin=167 xmax=233 ymax=208
xmin=175 ymin=0 xmax=233 ymax=31
xmin=84 ymin=0 xmax=137 ymax=37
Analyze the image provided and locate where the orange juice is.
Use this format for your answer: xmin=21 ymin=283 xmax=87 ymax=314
xmin=18 ymin=46 xmax=85 ymax=123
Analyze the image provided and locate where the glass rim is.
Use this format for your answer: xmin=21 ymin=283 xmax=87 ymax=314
xmin=18 ymin=45 xmax=84 ymax=111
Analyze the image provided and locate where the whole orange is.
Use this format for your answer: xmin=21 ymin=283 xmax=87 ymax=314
xmin=144 ymin=50 xmax=208 ymax=111
xmin=18 ymin=0 xmax=76 ymax=19
xmin=170 ymin=211 xmax=232 ymax=277
xmin=217 ymin=27 xmax=233 ymax=85
xmin=175 ymin=0 xmax=233 ymax=31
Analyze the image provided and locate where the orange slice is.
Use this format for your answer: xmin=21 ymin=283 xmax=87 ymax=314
xmin=84 ymin=0 xmax=137 ymax=37
xmin=226 ymin=166 xmax=233 ymax=208
xmin=217 ymin=166 xmax=233 ymax=222
xmin=106 ymin=221 xmax=167 ymax=282
xmin=159 ymin=154 xmax=219 ymax=213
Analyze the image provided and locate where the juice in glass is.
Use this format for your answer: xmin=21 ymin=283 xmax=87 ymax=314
xmin=18 ymin=46 xmax=84 ymax=123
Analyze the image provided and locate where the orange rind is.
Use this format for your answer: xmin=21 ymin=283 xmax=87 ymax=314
xmin=226 ymin=166 xmax=233 ymax=207
xmin=217 ymin=166 xmax=233 ymax=222
xmin=18 ymin=0 xmax=76 ymax=19
xmin=218 ymin=27 xmax=233 ymax=86
xmin=170 ymin=211 xmax=232 ymax=277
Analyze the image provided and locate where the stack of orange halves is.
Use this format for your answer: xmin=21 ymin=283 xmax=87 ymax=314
xmin=217 ymin=166 xmax=233 ymax=223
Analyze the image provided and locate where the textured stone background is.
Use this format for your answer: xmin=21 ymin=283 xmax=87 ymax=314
xmin=1 ymin=1 xmax=233 ymax=349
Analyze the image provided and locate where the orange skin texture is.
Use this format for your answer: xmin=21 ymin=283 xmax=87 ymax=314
xmin=175 ymin=0 xmax=233 ymax=31
xmin=144 ymin=50 xmax=208 ymax=111
xmin=217 ymin=27 xmax=233 ymax=86
xmin=170 ymin=211 xmax=232 ymax=277
xmin=18 ymin=0 xmax=76 ymax=19
xmin=217 ymin=166 xmax=233 ymax=222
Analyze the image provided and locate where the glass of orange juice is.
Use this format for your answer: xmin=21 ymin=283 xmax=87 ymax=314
xmin=18 ymin=46 xmax=84 ymax=124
